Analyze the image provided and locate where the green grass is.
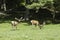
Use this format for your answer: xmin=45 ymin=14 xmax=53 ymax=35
xmin=0 ymin=22 xmax=60 ymax=40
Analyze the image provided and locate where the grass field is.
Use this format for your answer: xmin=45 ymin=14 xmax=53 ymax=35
xmin=0 ymin=22 xmax=60 ymax=40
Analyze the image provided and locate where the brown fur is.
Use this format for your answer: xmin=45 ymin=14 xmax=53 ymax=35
xmin=30 ymin=20 xmax=39 ymax=26
xmin=11 ymin=21 xmax=18 ymax=29
xmin=30 ymin=20 xmax=44 ymax=29
xmin=11 ymin=17 xmax=21 ymax=30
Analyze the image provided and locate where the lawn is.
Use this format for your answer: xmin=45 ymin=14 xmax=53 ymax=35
xmin=0 ymin=22 xmax=60 ymax=40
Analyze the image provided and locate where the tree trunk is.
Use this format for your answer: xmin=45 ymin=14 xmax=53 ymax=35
xmin=24 ymin=9 xmax=29 ymax=21
xmin=1 ymin=0 xmax=6 ymax=11
xmin=52 ymin=12 xmax=55 ymax=23
xmin=3 ymin=0 xmax=6 ymax=11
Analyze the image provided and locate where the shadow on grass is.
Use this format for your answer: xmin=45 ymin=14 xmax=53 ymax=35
xmin=0 ymin=36 xmax=3 ymax=38
xmin=10 ymin=29 xmax=20 ymax=31
xmin=19 ymin=21 xmax=32 ymax=26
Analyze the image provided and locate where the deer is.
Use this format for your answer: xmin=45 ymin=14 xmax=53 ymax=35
xmin=30 ymin=20 xmax=39 ymax=26
xmin=11 ymin=17 xmax=21 ymax=30
xmin=30 ymin=20 xmax=45 ymax=29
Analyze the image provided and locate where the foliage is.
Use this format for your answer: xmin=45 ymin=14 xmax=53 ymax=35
xmin=54 ymin=0 xmax=60 ymax=11
xmin=24 ymin=0 xmax=54 ymax=9
xmin=0 ymin=0 xmax=60 ymax=23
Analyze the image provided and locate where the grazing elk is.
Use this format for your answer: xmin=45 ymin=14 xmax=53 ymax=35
xmin=30 ymin=20 xmax=45 ymax=29
xmin=11 ymin=17 xmax=21 ymax=30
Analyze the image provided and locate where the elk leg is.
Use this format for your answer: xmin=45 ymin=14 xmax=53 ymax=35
xmin=15 ymin=26 xmax=17 ymax=30
xmin=39 ymin=25 xmax=43 ymax=29
xmin=32 ymin=23 xmax=34 ymax=26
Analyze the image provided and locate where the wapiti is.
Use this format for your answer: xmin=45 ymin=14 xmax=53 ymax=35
xmin=30 ymin=20 xmax=39 ymax=26
xmin=11 ymin=17 xmax=21 ymax=30
xmin=30 ymin=20 xmax=45 ymax=29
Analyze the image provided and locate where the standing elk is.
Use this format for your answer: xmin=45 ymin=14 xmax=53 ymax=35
xmin=30 ymin=20 xmax=45 ymax=29
xmin=30 ymin=20 xmax=39 ymax=26
xmin=11 ymin=17 xmax=21 ymax=30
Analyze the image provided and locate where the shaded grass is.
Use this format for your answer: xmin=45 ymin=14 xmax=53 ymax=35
xmin=0 ymin=22 xmax=60 ymax=40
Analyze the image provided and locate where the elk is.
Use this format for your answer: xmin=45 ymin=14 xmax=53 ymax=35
xmin=30 ymin=20 xmax=45 ymax=29
xmin=11 ymin=17 xmax=21 ymax=30
xmin=30 ymin=20 xmax=39 ymax=26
